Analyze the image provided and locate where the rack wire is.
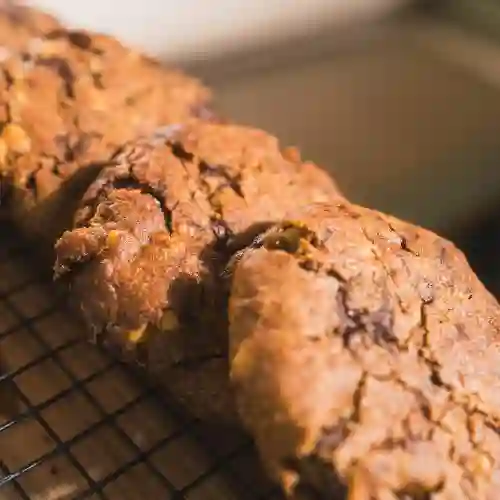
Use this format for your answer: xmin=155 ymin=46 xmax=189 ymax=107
xmin=0 ymin=222 xmax=281 ymax=500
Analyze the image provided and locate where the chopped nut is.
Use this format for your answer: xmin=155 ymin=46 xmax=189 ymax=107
xmin=160 ymin=310 xmax=180 ymax=332
xmin=89 ymin=57 xmax=103 ymax=74
xmin=106 ymin=230 xmax=121 ymax=248
xmin=298 ymin=238 xmax=314 ymax=259
xmin=0 ymin=138 xmax=8 ymax=168
xmin=2 ymin=124 xmax=31 ymax=154
xmin=469 ymin=453 xmax=493 ymax=480
xmin=282 ymin=219 xmax=308 ymax=230
xmin=38 ymin=39 xmax=66 ymax=57
xmin=127 ymin=324 xmax=147 ymax=345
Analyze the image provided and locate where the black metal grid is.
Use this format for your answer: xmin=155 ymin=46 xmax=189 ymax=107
xmin=0 ymin=223 xmax=281 ymax=500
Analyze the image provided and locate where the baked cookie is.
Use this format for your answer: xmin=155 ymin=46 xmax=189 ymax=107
xmin=54 ymin=121 xmax=341 ymax=419
xmin=228 ymin=202 xmax=500 ymax=499
xmin=0 ymin=8 xmax=211 ymax=247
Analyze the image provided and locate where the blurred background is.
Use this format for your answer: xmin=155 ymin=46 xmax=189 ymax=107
xmin=28 ymin=0 xmax=500 ymax=294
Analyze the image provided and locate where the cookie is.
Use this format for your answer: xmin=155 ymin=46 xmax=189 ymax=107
xmin=0 ymin=9 xmax=211 ymax=247
xmin=54 ymin=121 xmax=341 ymax=420
xmin=228 ymin=202 xmax=500 ymax=499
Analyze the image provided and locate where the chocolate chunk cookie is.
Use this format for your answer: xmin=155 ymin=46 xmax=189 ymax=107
xmin=54 ymin=121 xmax=341 ymax=419
xmin=227 ymin=202 xmax=500 ymax=499
xmin=0 ymin=8 xmax=211 ymax=247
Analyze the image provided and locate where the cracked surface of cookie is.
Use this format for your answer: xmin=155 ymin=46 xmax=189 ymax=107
xmin=54 ymin=121 xmax=341 ymax=419
xmin=228 ymin=202 xmax=500 ymax=499
xmin=0 ymin=9 xmax=211 ymax=244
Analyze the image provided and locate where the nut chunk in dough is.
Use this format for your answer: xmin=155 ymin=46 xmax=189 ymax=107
xmin=228 ymin=201 xmax=500 ymax=500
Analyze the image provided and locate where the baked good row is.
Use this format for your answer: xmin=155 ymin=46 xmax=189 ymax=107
xmin=2 ymin=3 xmax=500 ymax=499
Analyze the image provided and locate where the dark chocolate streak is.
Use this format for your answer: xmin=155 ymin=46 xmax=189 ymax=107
xmin=46 ymin=29 xmax=101 ymax=53
xmin=38 ymin=57 xmax=75 ymax=98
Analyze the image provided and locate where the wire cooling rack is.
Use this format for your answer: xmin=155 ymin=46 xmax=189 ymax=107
xmin=0 ymin=222 xmax=281 ymax=500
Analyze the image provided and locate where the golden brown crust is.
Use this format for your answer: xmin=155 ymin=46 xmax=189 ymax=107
xmin=53 ymin=121 xmax=341 ymax=420
xmin=55 ymin=121 xmax=340 ymax=339
xmin=228 ymin=202 xmax=500 ymax=499
xmin=0 ymin=6 xmax=211 ymax=245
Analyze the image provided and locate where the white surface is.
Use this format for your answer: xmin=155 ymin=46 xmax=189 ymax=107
xmin=214 ymin=22 xmax=500 ymax=232
xmin=28 ymin=0 xmax=407 ymax=61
